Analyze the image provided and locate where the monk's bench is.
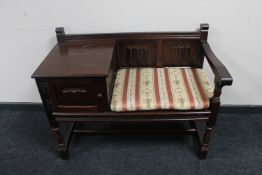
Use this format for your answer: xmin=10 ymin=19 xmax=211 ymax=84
xmin=32 ymin=24 xmax=233 ymax=160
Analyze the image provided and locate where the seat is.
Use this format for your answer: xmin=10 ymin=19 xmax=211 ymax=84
xmin=111 ymin=67 xmax=213 ymax=112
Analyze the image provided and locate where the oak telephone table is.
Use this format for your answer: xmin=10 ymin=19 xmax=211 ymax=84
xmin=32 ymin=24 xmax=233 ymax=160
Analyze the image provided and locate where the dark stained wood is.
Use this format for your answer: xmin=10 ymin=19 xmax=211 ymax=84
xmin=46 ymin=78 xmax=108 ymax=112
xmin=105 ymin=47 xmax=118 ymax=104
xmin=64 ymin=32 xmax=201 ymax=40
xmin=161 ymin=39 xmax=202 ymax=67
xmin=156 ymin=40 xmax=163 ymax=67
xmin=201 ymin=41 xmax=233 ymax=87
xmin=117 ymin=38 xmax=203 ymax=68
xmin=32 ymin=40 xmax=116 ymax=78
xmin=200 ymin=23 xmax=209 ymax=41
xmin=118 ymin=40 xmax=156 ymax=67
xmin=32 ymin=24 xmax=233 ymax=160
xmin=72 ymin=128 xmax=197 ymax=134
xmin=53 ymin=110 xmax=210 ymax=122
xmin=55 ymin=27 xmax=65 ymax=42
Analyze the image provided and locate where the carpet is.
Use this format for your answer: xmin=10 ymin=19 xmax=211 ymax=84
xmin=0 ymin=106 xmax=261 ymax=175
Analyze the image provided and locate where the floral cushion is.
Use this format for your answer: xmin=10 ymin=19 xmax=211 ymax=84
xmin=110 ymin=67 xmax=213 ymax=112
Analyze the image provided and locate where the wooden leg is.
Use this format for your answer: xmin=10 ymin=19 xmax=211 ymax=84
xmin=199 ymin=92 xmax=221 ymax=159
xmin=52 ymin=127 xmax=69 ymax=160
xmin=198 ymin=84 xmax=222 ymax=160
xmin=36 ymin=81 xmax=73 ymax=159
xmin=189 ymin=121 xmax=202 ymax=157
xmin=199 ymin=126 xmax=212 ymax=160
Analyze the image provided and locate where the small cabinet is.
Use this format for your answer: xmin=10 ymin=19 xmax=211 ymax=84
xmin=37 ymin=78 xmax=108 ymax=113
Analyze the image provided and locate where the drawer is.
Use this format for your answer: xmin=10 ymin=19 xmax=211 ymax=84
xmin=49 ymin=78 xmax=107 ymax=112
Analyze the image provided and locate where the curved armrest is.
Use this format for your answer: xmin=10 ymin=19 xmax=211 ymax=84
xmin=201 ymin=41 xmax=233 ymax=87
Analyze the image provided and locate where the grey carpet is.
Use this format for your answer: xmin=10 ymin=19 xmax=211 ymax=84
xmin=0 ymin=107 xmax=261 ymax=175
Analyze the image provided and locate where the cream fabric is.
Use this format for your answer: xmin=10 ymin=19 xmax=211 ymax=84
xmin=110 ymin=67 xmax=213 ymax=112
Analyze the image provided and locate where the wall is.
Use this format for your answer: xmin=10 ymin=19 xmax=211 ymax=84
xmin=0 ymin=0 xmax=262 ymax=104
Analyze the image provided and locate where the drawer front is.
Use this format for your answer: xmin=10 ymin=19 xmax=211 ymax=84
xmin=49 ymin=78 xmax=107 ymax=112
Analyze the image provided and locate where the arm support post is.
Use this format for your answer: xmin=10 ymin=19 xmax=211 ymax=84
xmin=199 ymin=41 xmax=233 ymax=159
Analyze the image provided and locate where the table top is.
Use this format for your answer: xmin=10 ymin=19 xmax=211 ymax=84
xmin=32 ymin=40 xmax=116 ymax=78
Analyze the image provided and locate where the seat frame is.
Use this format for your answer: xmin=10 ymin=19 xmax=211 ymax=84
xmin=32 ymin=24 xmax=233 ymax=160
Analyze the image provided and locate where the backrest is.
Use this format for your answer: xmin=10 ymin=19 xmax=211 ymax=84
xmin=116 ymin=24 xmax=209 ymax=68
xmin=56 ymin=24 xmax=209 ymax=69
xmin=118 ymin=37 xmax=202 ymax=68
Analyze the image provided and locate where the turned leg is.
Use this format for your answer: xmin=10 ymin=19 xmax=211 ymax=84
xmin=199 ymin=126 xmax=212 ymax=159
xmin=199 ymin=83 xmax=222 ymax=159
xmin=36 ymin=81 xmax=71 ymax=159
xmin=199 ymin=112 xmax=219 ymax=160
xmin=52 ymin=127 xmax=69 ymax=159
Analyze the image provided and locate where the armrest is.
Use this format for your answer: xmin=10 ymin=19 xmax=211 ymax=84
xmin=201 ymin=41 xmax=233 ymax=88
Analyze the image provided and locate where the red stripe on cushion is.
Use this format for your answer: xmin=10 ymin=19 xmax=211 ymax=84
xmin=135 ymin=68 xmax=140 ymax=111
xmin=181 ymin=69 xmax=195 ymax=109
xmin=192 ymin=69 xmax=209 ymax=108
xmin=154 ymin=68 xmax=161 ymax=109
xmin=122 ymin=69 xmax=130 ymax=111
xmin=164 ymin=68 xmax=175 ymax=109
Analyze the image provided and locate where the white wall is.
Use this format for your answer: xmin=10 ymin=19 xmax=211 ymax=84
xmin=0 ymin=0 xmax=262 ymax=104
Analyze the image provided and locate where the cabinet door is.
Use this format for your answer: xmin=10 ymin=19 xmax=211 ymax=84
xmin=38 ymin=78 xmax=108 ymax=113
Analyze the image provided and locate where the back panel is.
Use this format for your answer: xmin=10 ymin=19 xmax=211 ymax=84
xmin=161 ymin=39 xmax=203 ymax=67
xmin=117 ymin=37 xmax=203 ymax=68
xmin=56 ymin=24 xmax=209 ymax=68
xmin=118 ymin=39 xmax=156 ymax=67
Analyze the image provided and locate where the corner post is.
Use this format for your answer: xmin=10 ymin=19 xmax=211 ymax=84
xmin=199 ymin=80 xmax=222 ymax=160
xmin=200 ymin=23 xmax=209 ymax=41
xmin=36 ymin=80 xmax=69 ymax=159
xmin=56 ymin=27 xmax=65 ymax=42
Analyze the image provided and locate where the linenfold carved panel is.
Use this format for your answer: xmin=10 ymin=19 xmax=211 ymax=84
xmin=118 ymin=39 xmax=202 ymax=67
xmin=162 ymin=40 xmax=201 ymax=67
xmin=127 ymin=46 xmax=147 ymax=64
xmin=170 ymin=44 xmax=191 ymax=64
xmin=118 ymin=40 xmax=156 ymax=67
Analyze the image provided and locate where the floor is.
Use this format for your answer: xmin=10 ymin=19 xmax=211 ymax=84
xmin=0 ymin=106 xmax=261 ymax=175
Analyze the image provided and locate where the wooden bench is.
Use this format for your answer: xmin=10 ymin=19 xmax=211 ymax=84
xmin=32 ymin=24 xmax=233 ymax=160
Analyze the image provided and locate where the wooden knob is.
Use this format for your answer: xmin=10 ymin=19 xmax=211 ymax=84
xmin=97 ymin=93 xmax=103 ymax=98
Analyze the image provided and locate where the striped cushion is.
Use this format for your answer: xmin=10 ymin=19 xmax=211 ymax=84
xmin=110 ymin=67 xmax=213 ymax=112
